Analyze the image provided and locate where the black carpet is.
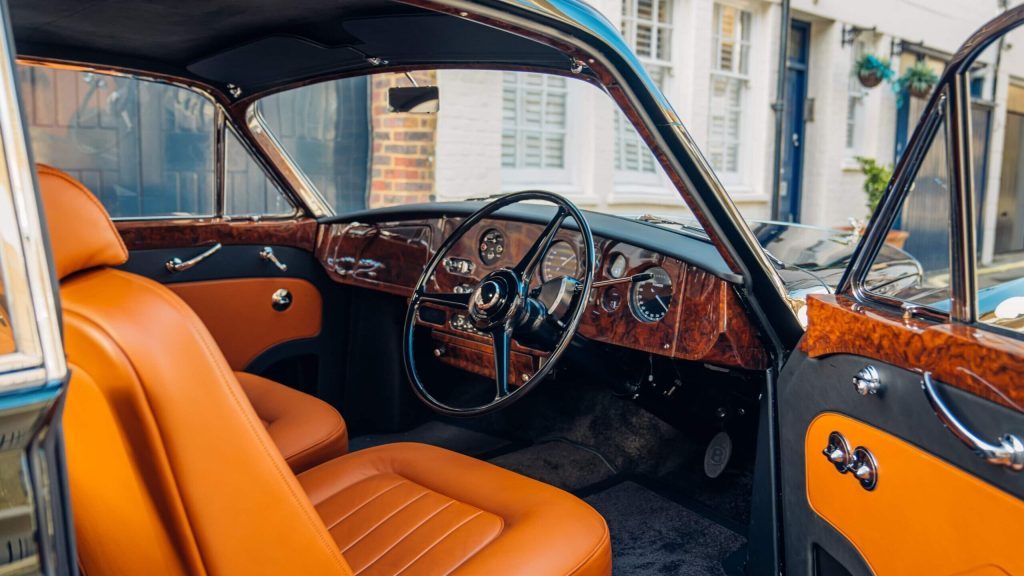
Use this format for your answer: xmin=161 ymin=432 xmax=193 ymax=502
xmin=488 ymin=439 xmax=617 ymax=491
xmin=584 ymin=481 xmax=746 ymax=576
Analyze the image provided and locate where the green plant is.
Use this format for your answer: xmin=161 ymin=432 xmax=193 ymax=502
xmin=895 ymin=60 xmax=939 ymax=98
xmin=855 ymin=156 xmax=893 ymax=213
xmin=853 ymin=55 xmax=893 ymax=87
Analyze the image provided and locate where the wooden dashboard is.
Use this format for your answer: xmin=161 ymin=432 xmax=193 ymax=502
xmin=316 ymin=217 xmax=767 ymax=381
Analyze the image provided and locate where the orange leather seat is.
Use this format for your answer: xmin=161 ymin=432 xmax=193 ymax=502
xmin=237 ymin=370 xmax=348 ymax=472
xmin=42 ymin=164 xmax=612 ymax=575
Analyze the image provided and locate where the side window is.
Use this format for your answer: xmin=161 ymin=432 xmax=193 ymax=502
xmin=972 ymin=26 xmax=1024 ymax=333
xmin=18 ymin=64 xmax=290 ymax=219
xmin=862 ymin=112 xmax=952 ymax=309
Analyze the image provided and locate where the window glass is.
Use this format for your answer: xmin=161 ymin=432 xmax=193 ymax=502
xmin=971 ymin=26 xmax=1024 ymax=333
xmin=224 ymin=128 xmax=293 ymax=216
xmin=863 ymin=115 xmax=951 ymax=308
xmin=501 ymin=73 xmax=568 ymax=172
xmin=616 ymin=0 xmax=673 ymax=179
xmin=18 ymin=65 xmax=290 ymax=219
xmin=845 ymin=40 xmax=868 ymax=158
xmin=256 ymin=69 xmax=680 ymax=215
xmin=708 ymin=4 xmax=751 ymax=179
xmin=19 ymin=66 xmax=216 ymax=218
xmin=259 ymin=74 xmax=372 ymax=213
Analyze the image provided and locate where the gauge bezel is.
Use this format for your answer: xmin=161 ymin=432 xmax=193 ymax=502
xmin=477 ymin=227 xmax=505 ymax=265
xmin=540 ymin=239 xmax=580 ymax=282
xmin=607 ymin=253 xmax=627 ymax=279
xmin=629 ymin=266 xmax=673 ymax=323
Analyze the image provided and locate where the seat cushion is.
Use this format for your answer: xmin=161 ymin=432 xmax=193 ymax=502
xmin=236 ymin=371 xmax=348 ymax=472
xmin=299 ymin=443 xmax=611 ymax=576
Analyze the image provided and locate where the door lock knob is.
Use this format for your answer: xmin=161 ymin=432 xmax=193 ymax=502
xmin=853 ymin=365 xmax=883 ymax=396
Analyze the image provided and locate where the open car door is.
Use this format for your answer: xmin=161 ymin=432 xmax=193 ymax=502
xmin=0 ymin=3 xmax=77 ymax=574
xmin=777 ymin=9 xmax=1024 ymax=576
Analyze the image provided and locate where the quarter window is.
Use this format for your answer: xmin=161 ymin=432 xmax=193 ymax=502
xmin=862 ymin=113 xmax=952 ymax=309
xmin=708 ymin=3 xmax=751 ymax=180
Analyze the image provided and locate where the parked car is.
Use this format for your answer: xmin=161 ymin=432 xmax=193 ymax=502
xmin=0 ymin=0 xmax=1021 ymax=575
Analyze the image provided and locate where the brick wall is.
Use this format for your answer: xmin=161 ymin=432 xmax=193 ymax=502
xmin=368 ymin=71 xmax=438 ymax=208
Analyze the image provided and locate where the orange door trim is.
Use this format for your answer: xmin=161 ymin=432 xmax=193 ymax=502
xmin=806 ymin=413 xmax=1024 ymax=575
xmin=169 ymin=278 xmax=322 ymax=370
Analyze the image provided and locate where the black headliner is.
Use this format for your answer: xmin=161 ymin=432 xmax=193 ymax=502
xmin=11 ymin=0 xmax=571 ymax=96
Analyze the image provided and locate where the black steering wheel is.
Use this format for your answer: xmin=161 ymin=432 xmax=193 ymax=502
xmin=403 ymin=191 xmax=595 ymax=416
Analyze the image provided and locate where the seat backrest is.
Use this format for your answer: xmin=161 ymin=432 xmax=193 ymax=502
xmin=38 ymin=164 xmax=352 ymax=575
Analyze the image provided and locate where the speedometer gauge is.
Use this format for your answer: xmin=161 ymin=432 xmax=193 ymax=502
xmin=630 ymin=266 xmax=673 ymax=322
xmin=541 ymin=240 xmax=579 ymax=282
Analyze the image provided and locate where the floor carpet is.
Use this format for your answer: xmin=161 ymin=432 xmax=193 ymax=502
xmin=584 ymin=481 xmax=747 ymax=576
xmin=488 ymin=439 xmax=617 ymax=491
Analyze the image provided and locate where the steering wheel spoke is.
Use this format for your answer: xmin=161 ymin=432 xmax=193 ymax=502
xmin=415 ymin=289 xmax=471 ymax=310
xmin=491 ymin=322 xmax=513 ymax=399
xmin=514 ymin=206 xmax=567 ymax=282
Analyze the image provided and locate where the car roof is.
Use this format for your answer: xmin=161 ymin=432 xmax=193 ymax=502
xmin=10 ymin=0 xmax=572 ymax=98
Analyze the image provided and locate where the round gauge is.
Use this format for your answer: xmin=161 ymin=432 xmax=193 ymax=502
xmin=478 ymin=228 xmax=505 ymax=265
xmin=630 ymin=266 xmax=673 ymax=322
xmin=608 ymin=253 xmax=627 ymax=279
xmin=601 ymin=287 xmax=623 ymax=312
xmin=541 ymin=240 xmax=580 ymax=282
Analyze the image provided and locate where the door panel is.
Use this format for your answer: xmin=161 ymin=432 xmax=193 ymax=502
xmin=114 ymin=226 xmax=349 ymax=406
xmin=169 ymin=278 xmax=322 ymax=369
xmin=780 ymin=295 xmax=1024 ymax=575
xmin=807 ymin=413 xmax=1024 ymax=575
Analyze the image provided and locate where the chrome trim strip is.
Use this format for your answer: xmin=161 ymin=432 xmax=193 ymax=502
xmin=245 ymin=105 xmax=332 ymax=218
xmin=947 ymin=70 xmax=978 ymax=323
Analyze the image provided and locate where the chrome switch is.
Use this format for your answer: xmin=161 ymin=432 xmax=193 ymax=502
xmin=846 ymin=446 xmax=878 ymax=491
xmin=822 ymin=431 xmax=852 ymax=473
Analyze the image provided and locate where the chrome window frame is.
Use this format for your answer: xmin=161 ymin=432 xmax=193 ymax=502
xmin=16 ymin=58 xmax=302 ymax=222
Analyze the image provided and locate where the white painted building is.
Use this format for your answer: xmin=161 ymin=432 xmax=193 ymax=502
xmin=434 ymin=0 xmax=1024 ymax=251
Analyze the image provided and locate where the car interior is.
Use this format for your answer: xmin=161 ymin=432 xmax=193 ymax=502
xmin=14 ymin=1 xmax=781 ymax=574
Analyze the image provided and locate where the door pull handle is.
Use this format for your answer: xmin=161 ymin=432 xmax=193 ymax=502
xmin=922 ymin=372 xmax=1024 ymax=471
xmin=165 ymin=243 xmax=222 ymax=273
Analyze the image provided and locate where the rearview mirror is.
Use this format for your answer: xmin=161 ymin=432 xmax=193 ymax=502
xmin=388 ymin=86 xmax=439 ymax=113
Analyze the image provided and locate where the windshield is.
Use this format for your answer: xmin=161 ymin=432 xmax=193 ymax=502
xmin=257 ymin=69 xmax=693 ymax=220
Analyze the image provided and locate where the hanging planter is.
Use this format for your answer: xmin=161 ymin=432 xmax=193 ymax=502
xmin=854 ymin=55 xmax=894 ymax=88
xmin=896 ymin=60 xmax=940 ymax=100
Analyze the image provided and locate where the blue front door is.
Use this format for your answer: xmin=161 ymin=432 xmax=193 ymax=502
xmin=779 ymin=20 xmax=810 ymax=223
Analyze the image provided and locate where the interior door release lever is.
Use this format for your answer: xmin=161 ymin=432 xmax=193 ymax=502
xmin=259 ymin=246 xmax=288 ymax=272
xmin=922 ymin=372 xmax=1024 ymax=471
xmin=165 ymin=243 xmax=222 ymax=273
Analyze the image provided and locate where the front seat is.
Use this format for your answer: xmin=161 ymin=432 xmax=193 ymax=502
xmin=44 ymin=166 xmax=612 ymax=575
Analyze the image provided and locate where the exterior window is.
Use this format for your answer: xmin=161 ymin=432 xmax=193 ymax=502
xmin=846 ymin=41 xmax=868 ymax=158
xmin=616 ymin=0 xmax=674 ymax=177
xmin=501 ymin=72 xmax=569 ymax=177
xmin=18 ymin=65 xmax=289 ymax=219
xmin=708 ymin=3 xmax=751 ymax=180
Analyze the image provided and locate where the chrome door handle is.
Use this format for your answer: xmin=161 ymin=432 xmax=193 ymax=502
xmin=922 ymin=372 xmax=1024 ymax=471
xmin=165 ymin=243 xmax=222 ymax=273
xmin=259 ymin=246 xmax=288 ymax=271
